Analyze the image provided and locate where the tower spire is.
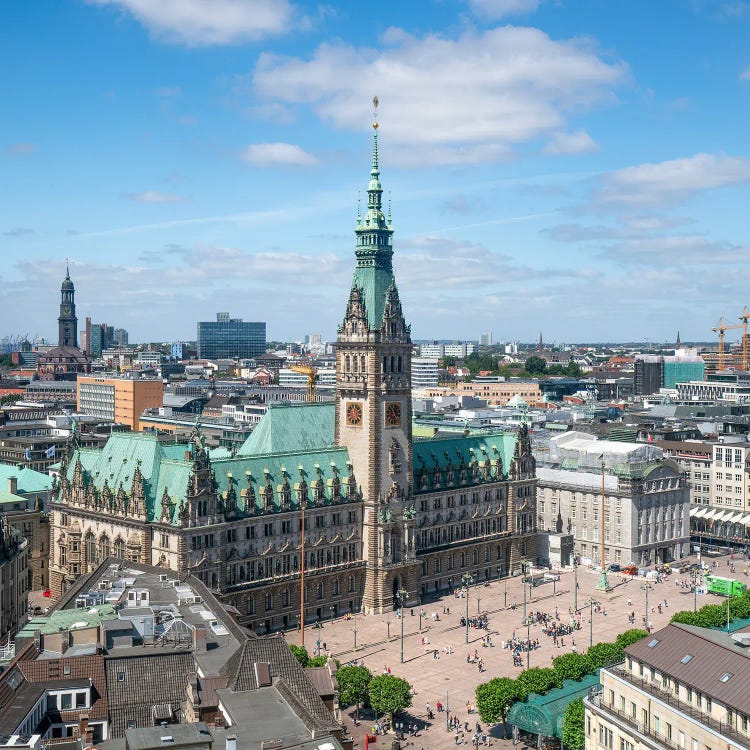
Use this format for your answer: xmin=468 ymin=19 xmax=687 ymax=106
xmin=368 ymin=96 xmax=382 ymax=212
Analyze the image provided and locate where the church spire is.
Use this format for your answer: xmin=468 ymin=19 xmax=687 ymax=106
xmin=675 ymin=330 xmax=681 ymax=350
xmin=367 ymin=96 xmax=383 ymax=214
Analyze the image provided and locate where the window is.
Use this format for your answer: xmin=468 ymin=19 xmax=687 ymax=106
xmin=76 ymin=692 xmax=86 ymax=708
xmin=681 ymin=653 xmax=693 ymax=663
xmin=720 ymin=672 xmax=733 ymax=683
xmin=117 ymin=672 xmax=125 ymax=682
xmin=647 ymin=638 xmax=659 ymax=648
xmin=61 ymin=693 xmax=72 ymax=710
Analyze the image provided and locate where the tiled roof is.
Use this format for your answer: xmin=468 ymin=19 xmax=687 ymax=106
xmin=237 ymin=402 xmax=335 ymax=455
xmin=105 ymin=651 xmax=194 ymax=737
xmin=19 ymin=654 xmax=108 ymax=720
xmin=221 ymin=636 xmax=338 ymax=733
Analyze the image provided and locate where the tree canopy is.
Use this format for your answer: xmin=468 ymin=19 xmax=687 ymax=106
xmin=289 ymin=644 xmax=309 ymax=667
xmin=475 ymin=677 xmax=526 ymax=725
xmin=368 ymin=674 xmax=412 ymax=723
xmin=515 ymin=667 xmax=561 ymax=696
xmin=551 ymin=653 xmax=593 ymax=682
xmin=336 ymin=665 xmax=372 ymax=720
xmin=561 ymin=698 xmax=585 ymax=750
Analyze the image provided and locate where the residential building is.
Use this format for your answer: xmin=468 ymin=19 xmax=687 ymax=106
xmin=586 ymin=622 xmax=750 ymax=750
xmin=197 ymin=314 xmax=266 ymax=360
xmin=77 ymin=376 xmax=164 ymax=431
xmin=0 ymin=471 xmax=51 ymax=589
xmin=0 ymin=519 xmax=29 ymax=639
xmin=49 ymin=122 xmax=540 ymax=621
xmin=536 ymin=432 xmax=689 ymax=566
xmin=411 ymin=357 xmax=439 ymax=388
xmin=656 ymin=439 xmax=713 ymax=506
xmin=419 ymin=342 xmax=475 ymax=358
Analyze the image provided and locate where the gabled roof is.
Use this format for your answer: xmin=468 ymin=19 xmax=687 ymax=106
xmin=105 ymin=651 xmax=194 ymax=737
xmin=238 ymin=402 xmax=335 ymax=456
xmin=221 ymin=636 xmax=338 ymax=733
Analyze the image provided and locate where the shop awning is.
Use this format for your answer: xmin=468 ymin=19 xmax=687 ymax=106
xmin=690 ymin=506 xmax=709 ymax=519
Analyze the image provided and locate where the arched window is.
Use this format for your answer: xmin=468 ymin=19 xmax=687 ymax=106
xmin=348 ymin=574 xmax=356 ymax=592
xmin=345 ymin=355 xmax=351 ymax=371
xmin=264 ymin=593 xmax=273 ymax=611
xmin=283 ymin=589 xmax=290 ymax=607
xmin=353 ymin=356 xmax=358 ymax=373
xmin=85 ymin=532 xmax=97 ymax=566
xmin=360 ymin=355 xmax=366 ymax=372
xmin=390 ymin=355 xmax=395 ymax=372
xmin=100 ymin=535 xmax=110 ymax=560
xmin=397 ymin=355 xmax=402 ymax=373
xmin=333 ymin=579 xmax=340 ymax=595
xmin=113 ymin=538 xmax=125 ymax=558
xmin=316 ymin=582 xmax=324 ymax=600
xmin=383 ymin=356 xmax=388 ymax=373
xmin=247 ymin=597 xmax=255 ymax=615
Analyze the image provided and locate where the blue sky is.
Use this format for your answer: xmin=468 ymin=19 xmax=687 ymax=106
xmin=2 ymin=0 xmax=750 ymax=345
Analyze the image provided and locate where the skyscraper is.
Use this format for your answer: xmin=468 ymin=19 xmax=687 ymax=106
xmin=197 ymin=313 xmax=266 ymax=359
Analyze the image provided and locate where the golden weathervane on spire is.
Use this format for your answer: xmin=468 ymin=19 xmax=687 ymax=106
xmin=372 ymin=95 xmax=379 ymax=129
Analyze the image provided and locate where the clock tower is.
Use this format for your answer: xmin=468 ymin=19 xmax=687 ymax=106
xmin=335 ymin=101 xmax=419 ymax=613
xmin=58 ymin=264 xmax=78 ymax=348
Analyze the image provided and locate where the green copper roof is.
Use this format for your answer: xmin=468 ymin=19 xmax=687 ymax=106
xmin=238 ymin=402 xmax=335 ymax=456
xmin=350 ymin=126 xmax=397 ymax=331
xmin=0 ymin=489 xmax=27 ymax=505
xmin=0 ymin=464 xmax=52 ymax=494
xmin=17 ymin=603 xmax=117 ymax=638
xmin=413 ymin=431 xmax=517 ymax=489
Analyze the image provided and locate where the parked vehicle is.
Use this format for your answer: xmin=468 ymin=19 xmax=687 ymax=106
xmin=621 ymin=565 xmax=638 ymax=576
xmin=705 ymin=575 xmax=746 ymax=598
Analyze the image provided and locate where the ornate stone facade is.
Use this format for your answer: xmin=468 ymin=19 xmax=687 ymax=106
xmin=49 ymin=118 xmax=539 ymax=628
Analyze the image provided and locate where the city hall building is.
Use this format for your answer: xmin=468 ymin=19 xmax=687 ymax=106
xmin=49 ymin=118 xmax=539 ymax=630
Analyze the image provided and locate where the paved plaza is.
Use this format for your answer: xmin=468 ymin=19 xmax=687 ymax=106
xmin=288 ymin=553 xmax=741 ymax=750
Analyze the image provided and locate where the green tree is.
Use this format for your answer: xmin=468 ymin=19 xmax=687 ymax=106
xmin=614 ymin=629 xmax=649 ymax=649
xmin=523 ymin=356 xmax=547 ymax=376
xmin=586 ymin=642 xmax=624 ymax=669
xmin=336 ymin=665 xmax=373 ymax=721
xmin=0 ymin=394 xmax=23 ymax=406
xmin=515 ymin=667 xmax=561 ymax=696
xmin=289 ymin=644 xmax=309 ymax=667
xmin=565 ymin=360 xmax=582 ymax=378
xmin=475 ymin=677 xmax=525 ymax=727
xmin=368 ymin=674 xmax=413 ymax=726
xmin=561 ymin=698 xmax=585 ymax=750
xmin=551 ymin=653 xmax=593 ymax=682
xmin=308 ymin=655 xmax=329 ymax=668
xmin=672 ymin=603 xmax=727 ymax=628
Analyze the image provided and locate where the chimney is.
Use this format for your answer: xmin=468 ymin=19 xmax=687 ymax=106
xmin=226 ymin=736 xmax=237 ymax=750
xmin=185 ymin=450 xmax=192 ymax=461
xmin=192 ymin=624 xmax=207 ymax=652
xmin=7 ymin=477 xmax=17 ymax=495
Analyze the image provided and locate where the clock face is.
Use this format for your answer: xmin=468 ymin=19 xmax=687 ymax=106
xmin=346 ymin=401 xmax=363 ymax=426
xmin=385 ymin=402 xmax=402 ymax=427
xmin=61 ymin=305 xmax=71 ymax=316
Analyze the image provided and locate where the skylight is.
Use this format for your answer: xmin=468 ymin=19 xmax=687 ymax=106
xmin=680 ymin=654 xmax=693 ymax=664
xmin=720 ymin=672 xmax=733 ymax=683
xmin=648 ymin=639 xmax=660 ymax=648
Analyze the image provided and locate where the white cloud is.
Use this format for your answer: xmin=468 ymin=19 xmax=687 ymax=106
xmin=128 ymin=190 xmax=185 ymax=203
xmin=543 ymin=129 xmax=600 ymax=155
xmin=241 ymin=142 xmax=318 ymax=166
xmin=741 ymin=65 xmax=750 ymax=80
xmin=468 ymin=0 xmax=539 ymax=20
xmin=87 ymin=0 xmax=296 ymax=45
xmin=253 ymin=26 xmax=627 ymax=166
xmin=593 ymin=153 xmax=750 ymax=210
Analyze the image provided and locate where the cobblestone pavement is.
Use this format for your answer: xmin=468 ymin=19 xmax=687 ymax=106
xmin=288 ymin=553 xmax=743 ymax=750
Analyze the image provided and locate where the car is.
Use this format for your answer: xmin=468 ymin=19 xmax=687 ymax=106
xmin=607 ymin=564 xmax=621 ymax=572
xmin=621 ymin=565 xmax=638 ymax=576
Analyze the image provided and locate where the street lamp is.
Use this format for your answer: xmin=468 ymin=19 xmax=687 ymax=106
xmin=386 ymin=616 xmax=391 ymax=641
xmin=521 ymin=561 xmax=529 ymax=622
xmin=461 ymin=573 xmax=474 ymax=644
xmin=641 ymin=582 xmax=654 ymax=631
xmin=497 ymin=566 xmax=506 ymax=608
xmin=397 ymin=588 xmax=408 ymax=663
xmin=573 ymin=553 xmax=579 ymax=612
xmin=353 ymin=608 xmax=358 ymax=653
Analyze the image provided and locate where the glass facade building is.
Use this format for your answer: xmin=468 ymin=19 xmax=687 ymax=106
xmin=197 ymin=315 xmax=266 ymax=359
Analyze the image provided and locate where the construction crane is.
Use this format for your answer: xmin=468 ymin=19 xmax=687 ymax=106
xmin=289 ymin=364 xmax=318 ymax=402
xmin=712 ymin=316 xmax=744 ymax=371
xmin=739 ymin=306 xmax=750 ymax=372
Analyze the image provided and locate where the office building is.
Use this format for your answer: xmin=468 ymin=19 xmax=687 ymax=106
xmin=197 ymin=314 xmax=266 ymax=360
xmin=411 ymin=357 xmax=440 ymax=388
xmin=479 ymin=332 xmax=492 ymax=346
xmin=587 ymin=622 xmax=750 ymax=750
xmin=77 ymin=376 xmax=164 ymax=431
xmin=50 ymin=120 xmax=540 ymax=620
xmin=663 ymin=351 xmax=705 ymax=389
xmin=536 ymin=431 xmax=689 ymax=566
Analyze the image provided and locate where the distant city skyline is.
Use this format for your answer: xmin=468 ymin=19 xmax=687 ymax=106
xmin=2 ymin=0 xmax=750 ymax=343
